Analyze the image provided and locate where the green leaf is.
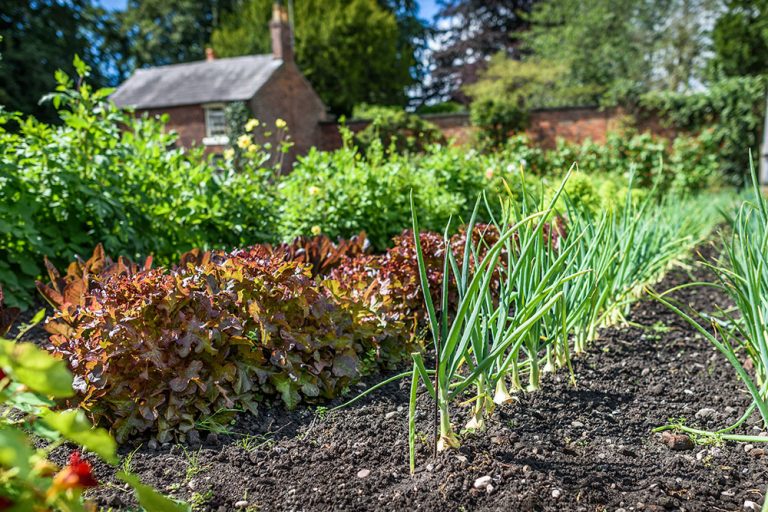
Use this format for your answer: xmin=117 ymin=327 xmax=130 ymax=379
xmin=117 ymin=471 xmax=191 ymax=512
xmin=0 ymin=427 xmax=33 ymax=477
xmin=41 ymin=409 xmax=117 ymax=464
xmin=0 ymin=339 xmax=74 ymax=398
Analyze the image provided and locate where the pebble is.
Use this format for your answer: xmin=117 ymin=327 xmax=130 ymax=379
xmin=683 ymin=389 xmax=694 ymax=395
xmin=750 ymin=448 xmax=765 ymax=458
xmin=486 ymin=484 xmax=495 ymax=494
xmin=552 ymin=489 xmax=562 ymax=499
xmin=234 ymin=501 xmax=248 ymax=509
xmin=695 ymin=408 xmax=717 ymax=420
xmin=474 ymin=475 xmax=492 ymax=489
xmin=357 ymin=469 xmax=371 ymax=478
xmin=744 ymin=500 xmax=759 ymax=511
xmin=660 ymin=431 xmax=694 ymax=451
xmin=744 ymin=444 xmax=754 ymax=453
xmin=641 ymin=368 xmax=650 ymax=377
xmin=456 ymin=455 xmax=468 ymax=464
xmin=187 ymin=479 xmax=197 ymax=490
xmin=385 ymin=411 xmax=398 ymax=420
xmin=571 ymin=421 xmax=585 ymax=428
xmin=426 ymin=464 xmax=434 ymax=472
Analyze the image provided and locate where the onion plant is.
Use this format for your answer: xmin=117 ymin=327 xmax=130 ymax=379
xmin=652 ymin=167 xmax=768 ymax=441
xmin=407 ymin=169 xmax=583 ymax=468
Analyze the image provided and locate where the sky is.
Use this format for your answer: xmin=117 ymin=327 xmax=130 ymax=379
xmin=97 ymin=0 xmax=442 ymax=19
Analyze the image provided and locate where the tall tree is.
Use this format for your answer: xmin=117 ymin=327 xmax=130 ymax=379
xmin=426 ymin=0 xmax=536 ymax=104
xmin=711 ymin=0 xmax=768 ymax=77
xmin=524 ymin=0 xmax=666 ymax=104
xmin=0 ymin=0 xmax=105 ymax=121
xmin=118 ymin=0 xmax=235 ymax=69
xmin=210 ymin=0 xmax=415 ymax=116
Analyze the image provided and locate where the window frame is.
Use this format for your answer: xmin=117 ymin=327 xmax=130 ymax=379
xmin=203 ymin=103 xmax=229 ymax=145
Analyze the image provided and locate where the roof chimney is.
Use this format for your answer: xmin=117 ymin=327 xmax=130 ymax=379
xmin=270 ymin=2 xmax=293 ymax=62
xmin=205 ymin=47 xmax=216 ymax=61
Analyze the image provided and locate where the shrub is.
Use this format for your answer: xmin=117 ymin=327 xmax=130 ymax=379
xmin=0 ymin=60 xmax=277 ymax=308
xmin=470 ymin=98 xmax=529 ymax=149
xmin=276 ymin=145 xmax=466 ymax=250
xmin=38 ymin=246 xmax=412 ymax=442
xmin=636 ymin=75 xmax=767 ymax=184
xmin=354 ymin=108 xmax=445 ymax=155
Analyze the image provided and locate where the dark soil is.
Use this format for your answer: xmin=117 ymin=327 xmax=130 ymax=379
xmin=77 ymin=243 xmax=768 ymax=511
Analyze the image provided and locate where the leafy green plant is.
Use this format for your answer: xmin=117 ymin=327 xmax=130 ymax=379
xmin=636 ymin=75 xmax=767 ymax=184
xmin=470 ymin=98 xmax=529 ymax=150
xmin=0 ymin=57 xmax=277 ymax=308
xmin=353 ymin=107 xmax=445 ymax=155
xmin=38 ymin=245 xmax=412 ymax=442
xmin=0 ymin=287 xmax=188 ymax=511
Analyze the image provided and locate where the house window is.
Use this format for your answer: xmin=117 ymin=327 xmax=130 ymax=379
xmin=203 ymin=104 xmax=229 ymax=145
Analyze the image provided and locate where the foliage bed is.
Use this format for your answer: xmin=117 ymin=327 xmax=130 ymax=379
xmin=0 ymin=66 xmax=728 ymax=309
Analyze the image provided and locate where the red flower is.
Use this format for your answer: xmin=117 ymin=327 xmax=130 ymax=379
xmin=51 ymin=452 xmax=99 ymax=492
xmin=0 ymin=496 xmax=13 ymax=510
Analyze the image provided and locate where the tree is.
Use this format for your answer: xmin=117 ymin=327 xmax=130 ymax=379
xmin=0 ymin=0 xmax=106 ymax=121
xmin=118 ymin=0 xmax=235 ymax=69
xmin=653 ymin=0 xmax=719 ymax=91
xmin=464 ymin=54 xmax=582 ymax=109
xmin=524 ymin=0 xmax=662 ymax=104
xmin=426 ymin=0 xmax=536 ymax=104
xmin=711 ymin=0 xmax=768 ymax=77
xmin=210 ymin=0 xmax=414 ymax=116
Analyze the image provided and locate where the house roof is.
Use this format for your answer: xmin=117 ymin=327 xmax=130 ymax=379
xmin=111 ymin=55 xmax=284 ymax=109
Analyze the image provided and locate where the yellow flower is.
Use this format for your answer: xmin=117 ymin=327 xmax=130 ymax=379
xmin=223 ymin=148 xmax=235 ymax=160
xmin=308 ymin=186 xmax=320 ymax=196
xmin=275 ymin=118 xmax=287 ymax=129
xmin=311 ymin=225 xmax=322 ymax=236
xmin=247 ymin=144 xmax=258 ymax=153
xmin=245 ymin=118 xmax=260 ymax=131
xmin=237 ymin=134 xmax=251 ymax=149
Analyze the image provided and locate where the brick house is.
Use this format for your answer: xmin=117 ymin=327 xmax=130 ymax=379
xmin=111 ymin=4 xmax=326 ymax=161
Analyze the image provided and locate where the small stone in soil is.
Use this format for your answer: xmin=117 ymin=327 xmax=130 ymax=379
xmin=234 ymin=501 xmax=248 ymax=509
xmin=385 ymin=411 xmax=397 ymax=420
xmin=357 ymin=469 xmax=371 ymax=478
xmin=744 ymin=500 xmax=759 ymax=511
xmin=474 ymin=475 xmax=492 ymax=489
xmin=552 ymin=489 xmax=562 ymax=499
xmin=695 ymin=408 xmax=717 ymax=420
xmin=660 ymin=431 xmax=694 ymax=451
xmin=571 ymin=421 xmax=584 ymax=428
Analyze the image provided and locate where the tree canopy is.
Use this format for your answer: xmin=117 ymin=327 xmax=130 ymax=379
xmin=211 ymin=0 xmax=416 ymax=116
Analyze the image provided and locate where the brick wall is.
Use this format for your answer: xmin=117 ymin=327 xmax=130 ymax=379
xmin=249 ymin=62 xmax=327 ymax=168
xmin=142 ymin=105 xmax=228 ymax=153
xmin=318 ymin=106 xmax=674 ymax=151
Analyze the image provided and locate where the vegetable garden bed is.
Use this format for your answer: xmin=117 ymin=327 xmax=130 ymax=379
xmin=75 ymin=245 xmax=768 ymax=511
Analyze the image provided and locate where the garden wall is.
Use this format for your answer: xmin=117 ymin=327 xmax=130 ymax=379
xmin=318 ymin=106 xmax=676 ymax=150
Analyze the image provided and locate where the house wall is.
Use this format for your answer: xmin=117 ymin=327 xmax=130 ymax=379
xmin=140 ymin=105 xmax=226 ymax=154
xmin=138 ymin=62 xmax=326 ymax=160
xmin=248 ymin=62 xmax=327 ymax=169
